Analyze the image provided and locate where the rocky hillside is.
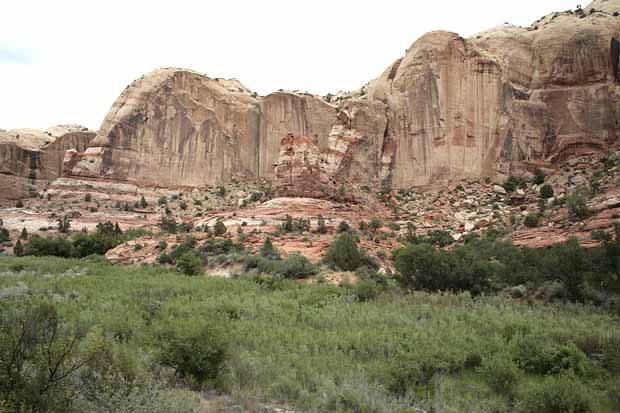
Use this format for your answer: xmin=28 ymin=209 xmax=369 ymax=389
xmin=3 ymin=0 xmax=618 ymax=199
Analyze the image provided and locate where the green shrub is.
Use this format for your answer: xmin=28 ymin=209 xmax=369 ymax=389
xmin=394 ymin=243 xmax=493 ymax=294
xmin=176 ymin=252 xmax=204 ymax=276
xmin=13 ymin=240 xmax=24 ymax=256
xmin=213 ymin=218 xmax=227 ymax=236
xmin=338 ymin=221 xmax=350 ymax=233
xmin=139 ymin=195 xmax=148 ymax=208
xmin=567 ymin=188 xmax=590 ymax=221
xmin=524 ymin=213 xmax=540 ymax=228
xmin=159 ymin=216 xmax=178 ymax=233
xmin=24 ymin=236 xmax=76 ymax=258
xmin=259 ymin=237 xmax=280 ymax=260
xmin=323 ymin=233 xmax=362 ymax=271
xmin=155 ymin=318 xmax=228 ymax=385
xmin=540 ymin=184 xmax=554 ymax=199
xmin=275 ymin=254 xmax=317 ymax=279
xmin=601 ymin=336 xmax=620 ymax=374
xmin=15 ymin=199 xmax=24 ymax=208
xmin=0 ymin=228 xmax=9 ymax=243
xmin=317 ymin=215 xmax=327 ymax=234
xmin=479 ymin=353 xmax=520 ymax=397
xmin=513 ymin=336 xmax=588 ymax=376
xmin=201 ymin=238 xmax=240 ymax=256
xmin=503 ymin=176 xmax=526 ymax=192
xmin=84 ymin=193 xmax=92 ymax=202
xmin=516 ymin=373 xmax=593 ymax=413
xmin=370 ymin=217 xmax=382 ymax=232
xmin=157 ymin=196 xmax=168 ymax=206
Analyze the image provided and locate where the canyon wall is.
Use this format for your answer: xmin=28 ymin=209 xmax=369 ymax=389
xmin=4 ymin=0 xmax=620 ymax=199
xmin=0 ymin=126 xmax=95 ymax=199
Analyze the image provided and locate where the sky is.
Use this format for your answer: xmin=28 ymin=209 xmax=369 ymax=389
xmin=0 ymin=0 xmax=579 ymax=131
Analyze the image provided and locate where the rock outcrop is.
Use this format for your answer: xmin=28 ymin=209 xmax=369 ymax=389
xmin=0 ymin=125 xmax=95 ymax=199
xmin=6 ymin=0 xmax=620 ymax=198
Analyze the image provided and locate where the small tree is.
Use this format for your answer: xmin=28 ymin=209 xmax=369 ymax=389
xmin=370 ymin=217 xmax=382 ymax=233
xmin=15 ymin=199 xmax=24 ymax=208
xmin=317 ymin=215 xmax=327 ymax=234
xmin=176 ymin=251 xmax=203 ymax=276
xmin=213 ymin=218 xmax=226 ymax=236
xmin=282 ymin=214 xmax=294 ymax=232
xmin=13 ymin=239 xmax=24 ymax=256
xmin=323 ymin=233 xmax=362 ymax=271
xmin=57 ymin=216 xmax=71 ymax=233
xmin=567 ymin=188 xmax=590 ymax=221
xmin=158 ymin=216 xmax=178 ymax=233
xmin=524 ymin=214 xmax=540 ymax=228
xmin=338 ymin=220 xmax=350 ymax=233
xmin=260 ymin=237 xmax=280 ymax=260
xmin=84 ymin=193 xmax=92 ymax=202
xmin=139 ymin=195 xmax=148 ymax=208
xmin=19 ymin=227 xmax=28 ymax=240
xmin=540 ymin=184 xmax=554 ymax=199
xmin=216 ymin=186 xmax=226 ymax=198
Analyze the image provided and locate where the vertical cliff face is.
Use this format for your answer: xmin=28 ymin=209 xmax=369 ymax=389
xmin=71 ymin=69 xmax=261 ymax=187
xmin=0 ymin=126 xmax=95 ymax=199
xmin=46 ymin=0 xmax=620 ymax=195
xmin=258 ymin=92 xmax=336 ymax=179
xmin=367 ymin=31 xmax=510 ymax=188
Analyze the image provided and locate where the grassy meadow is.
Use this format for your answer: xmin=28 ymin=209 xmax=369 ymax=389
xmin=0 ymin=256 xmax=619 ymax=412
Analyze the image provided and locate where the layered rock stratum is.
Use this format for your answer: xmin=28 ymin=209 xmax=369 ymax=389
xmin=3 ymin=0 xmax=620 ymax=199
xmin=0 ymin=125 xmax=95 ymax=199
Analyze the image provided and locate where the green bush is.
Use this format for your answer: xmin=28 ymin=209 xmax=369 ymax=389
xmin=24 ymin=236 xmax=76 ymax=258
xmin=176 ymin=252 xmax=204 ymax=276
xmin=394 ymin=243 xmax=493 ymax=294
xmin=513 ymin=336 xmax=588 ymax=376
xmin=524 ymin=213 xmax=541 ymax=228
xmin=540 ymin=184 xmax=554 ymax=199
xmin=259 ymin=237 xmax=280 ymax=260
xmin=567 ymin=188 xmax=590 ymax=221
xmin=323 ymin=233 xmax=362 ymax=271
xmin=503 ymin=176 xmax=526 ymax=192
xmin=275 ymin=254 xmax=317 ymax=279
xmin=479 ymin=353 xmax=520 ymax=397
xmin=516 ymin=373 xmax=593 ymax=413
xmin=317 ymin=215 xmax=327 ymax=234
xmin=213 ymin=218 xmax=227 ymax=236
xmin=155 ymin=318 xmax=228 ymax=385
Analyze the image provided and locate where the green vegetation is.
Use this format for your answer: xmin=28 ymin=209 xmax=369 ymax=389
xmin=540 ymin=183 xmax=554 ymax=199
xmin=0 ymin=256 xmax=618 ymax=412
xmin=22 ymin=221 xmax=148 ymax=258
xmin=567 ymin=187 xmax=591 ymax=221
xmin=323 ymin=232 xmax=376 ymax=272
xmin=213 ymin=218 xmax=227 ymax=236
xmin=393 ymin=230 xmax=620 ymax=306
xmin=524 ymin=213 xmax=541 ymax=228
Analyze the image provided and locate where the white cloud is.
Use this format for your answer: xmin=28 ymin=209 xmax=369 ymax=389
xmin=0 ymin=0 xmax=579 ymax=130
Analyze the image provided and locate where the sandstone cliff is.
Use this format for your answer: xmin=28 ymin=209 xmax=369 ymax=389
xmin=0 ymin=125 xmax=95 ymax=199
xmin=6 ymin=0 xmax=620 ymax=198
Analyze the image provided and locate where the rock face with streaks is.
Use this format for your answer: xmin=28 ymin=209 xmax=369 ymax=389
xmin=6 ymin=0 xmax=620 ymax=199
xmin=367 ymin=0 xmax=620 ymax=188
xmin=0 ymin=125 xmax=95 ymax=199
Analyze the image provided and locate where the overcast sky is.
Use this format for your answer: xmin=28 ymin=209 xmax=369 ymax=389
xmin=0 ymin=0 xmax=579 ymax=131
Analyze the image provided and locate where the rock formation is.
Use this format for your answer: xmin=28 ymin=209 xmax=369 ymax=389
xmin=0 ymin=125 xmax=95 ymax=199
xmin=5 ymin=0 xmax=620 ymax=199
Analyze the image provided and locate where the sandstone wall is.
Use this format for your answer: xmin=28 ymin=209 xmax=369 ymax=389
xmin=0 ymin=127 xmax=94 ymax=199
xmin=48 ymin=0 xmax=620 ymax=193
